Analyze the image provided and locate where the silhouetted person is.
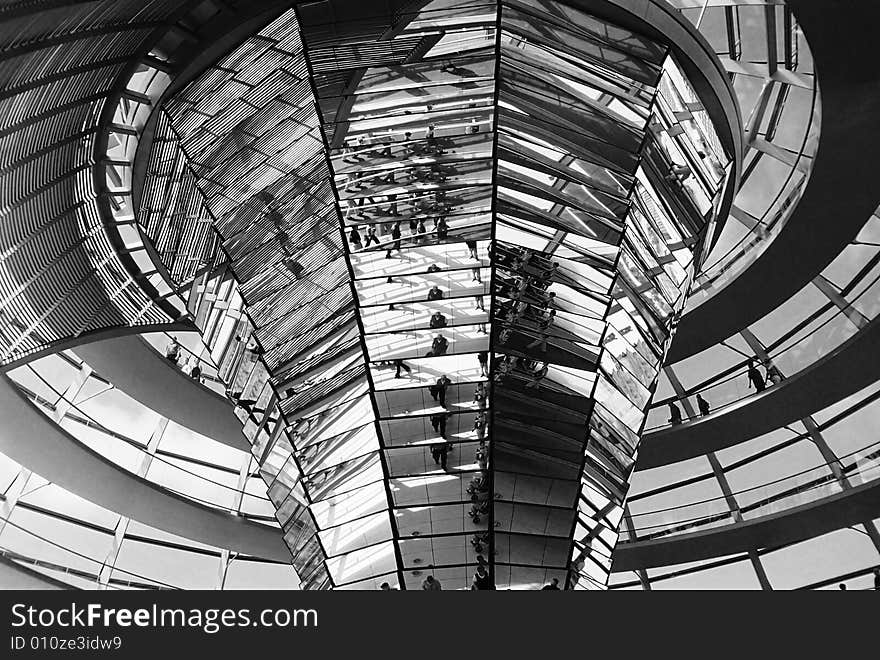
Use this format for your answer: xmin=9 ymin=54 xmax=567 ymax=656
xmin=668 ymin=401 xmax=683 ymax=425
xmin=426 ymin=264 xmax=443 ymax=273
xmin=696 ymin=393 xmax=710 ymax=417
xmin=189 ymin=361 xmax=202 ymax=381
xmin=747 ymin=359 xmax=766 ymax=392
xmin=542 ymin=578 xmax=561 ymax=590
xmin=839 ymin=583 xmax=847 ymax=590
xmin=466 ymin=239 xmax=479 ymax=260
xmin=427 ymin=285 xmax=444 ymax=301
xmin=348 ymin=226 xmax=362 ymax=250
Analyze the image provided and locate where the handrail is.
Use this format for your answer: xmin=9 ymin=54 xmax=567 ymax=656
xmin=644 ymin=256 xmax=879 ymax=430
xmin=622 ymin=444 xmax=880 ymax=540
xmin=16 ymin=366 xmax=275 ymax=515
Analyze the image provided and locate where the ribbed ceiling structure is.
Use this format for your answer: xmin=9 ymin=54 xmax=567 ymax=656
xmin=0 ymin=0 xmax=193 ymax=370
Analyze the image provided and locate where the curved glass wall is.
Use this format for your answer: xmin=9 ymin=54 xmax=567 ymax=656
xmin=643 ymin=209 xmax=880 ymax=429
xmin=6 ymin=351 xmax=276 ymax=521
xmin=0 ymin=449 xmax=298 ymax=590
xmin=623 ymin=380 xmax=880 ymax=541
xmin=672 ymin=0 xmax=820 ymax=311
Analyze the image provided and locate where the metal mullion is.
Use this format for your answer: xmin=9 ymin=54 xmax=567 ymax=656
xmin=482 ymin=0 xmax=502 ymax=590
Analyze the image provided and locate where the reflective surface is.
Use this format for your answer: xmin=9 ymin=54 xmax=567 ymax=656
xmin=152 ymin=0 xmax=732 ymax=589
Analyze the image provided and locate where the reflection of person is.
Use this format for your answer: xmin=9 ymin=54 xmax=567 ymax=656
xmin=165 ymin=337 xmax=180 ymax=364
xmin=541 ymin=578 xmax=561 ymax=590
xmin=348 ymin=226 xmax=362 ymax=250
xmin=473 ymin=413 xmax=486 ymax=440
xmin=431 ymin=334 xmax=449 ymax=356
xmin=474 ymin=382 xmax=487 ymax=408
xmin=427 ymin=285 xmax=444 ymax=301
xmin=430 ymin=412 xmax=448 ymax=438
xmin=478 ymin=351 xmax=488 ymax=378
xmin=436 ymin=217 xmax=448 ymax=243
xmin=476 ymin=442 xmax=488 ymax=470
xmin=430 ymin=375 xmax=452 ymax=407
xmin=429 ymin=312 xmax=447 ymax=329
xmin=189 ymin=360 xmax=202 ymax=381
xmin=430 ymin=441 xmax=448 ymax=469
xmin=394 ymin=359 xmax=411 ymax=379
xmin=525 ymin=362 xmax=548 ymax=389
xmin=471 ymin=565 xmax=491 ymax=590
xmin=385 ymin=222 xmax=401 ymax=258
xmin=466 ymin=239 xmax=479 ymax=260
xmin=422 ymin=575 xmax=442 ymax=591
xmin=364 ymin=225 xmax=380 ymax=247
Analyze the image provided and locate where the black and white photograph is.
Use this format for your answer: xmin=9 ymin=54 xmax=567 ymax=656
xmin=0 ymin=0 xmax=876 ymax=645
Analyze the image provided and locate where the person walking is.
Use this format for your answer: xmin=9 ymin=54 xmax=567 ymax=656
xmin=747 ymin=358 xmax=766 ymax=392
xmin=696 ymin=393 xmax=710 ymax=417
xmin=668 ymin=401 xmax=683 ymax=425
